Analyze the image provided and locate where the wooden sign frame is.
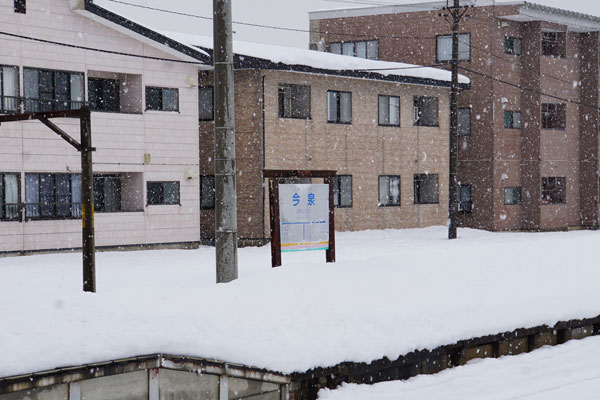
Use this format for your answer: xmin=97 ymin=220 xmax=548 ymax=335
xmin=263 ymin=170 xmax=336 ymax=268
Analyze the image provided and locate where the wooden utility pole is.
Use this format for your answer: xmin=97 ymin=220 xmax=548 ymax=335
xmin=213 ymin=0 xmax=238 ymax=283
xmin=445 ymin=0 xmax=469 ymax=240
xmin=0 ymin=107 xmax=96 ymax=292
xmin=80 ymin=106 xmax=96 ymax=293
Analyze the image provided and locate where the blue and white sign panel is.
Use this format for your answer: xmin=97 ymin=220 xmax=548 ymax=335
xmin=279 ymin=184 xmax=329 ymax=252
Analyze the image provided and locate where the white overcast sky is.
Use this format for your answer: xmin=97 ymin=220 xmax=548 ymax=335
xmin=95 ymin=0 xmax=600 ymax=48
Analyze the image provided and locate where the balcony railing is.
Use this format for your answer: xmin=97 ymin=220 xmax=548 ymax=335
xmin=25 ymin=203 xmax=82 ymax=221
xmin=458 ymin=201 xmax=472 ymax=213
xmin=0 ymin=96 xmax=86 ymax=114
xmin=0 ymin=203 xmax=21 ymax=221
xmin=0 ymin=96 xmax=20 ymax=114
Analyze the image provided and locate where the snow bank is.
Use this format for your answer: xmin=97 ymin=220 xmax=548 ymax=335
xmin=160 ymin=30 xmax=470 ymax=84
xmin=319 ymin=335 xmax=600 ymax=399
xmin=1 ymin=227 xmax=599 ymax=377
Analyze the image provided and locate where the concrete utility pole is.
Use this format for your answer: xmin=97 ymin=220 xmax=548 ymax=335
xmin=213 ymin=0 xmax=238 ymax=283
xmin=445 ymin=0 xmax=469 ymax=240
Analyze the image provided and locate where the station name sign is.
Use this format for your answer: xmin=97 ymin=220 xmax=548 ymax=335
xmin=279 ymin=184 xmax=329 ymax=252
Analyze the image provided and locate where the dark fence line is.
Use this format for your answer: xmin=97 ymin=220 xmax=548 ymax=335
xmin=289 ymin=314 xmax=600 ymax=399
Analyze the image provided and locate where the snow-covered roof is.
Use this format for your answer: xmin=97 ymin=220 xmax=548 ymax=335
xmin=309 ymin=0 xmax=521 ymax=20
xmin=162 ymin=31 xmax=470 ymax=86
xmin=503 ymin=2 xmax=600 ymax=32
xmin=310 ymin=1 xmax=600 ymax=32
xmin=73 ymin=1 xmax=467 ymax=88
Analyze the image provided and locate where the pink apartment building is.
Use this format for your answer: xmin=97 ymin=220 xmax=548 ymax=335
xmin=0 ymin=0 xmax=208 ymax=253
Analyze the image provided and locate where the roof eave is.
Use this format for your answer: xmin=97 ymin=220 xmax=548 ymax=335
xmin=195 ymin=46 xmax=463 ymax=89
xmin=72 ymin=0 xmax=211 ymax=65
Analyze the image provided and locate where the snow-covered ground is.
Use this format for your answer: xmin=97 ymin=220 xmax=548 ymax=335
xmin=1 ymin=227 xmax=599 ymax=378
xmin=318 ymin=335 xmax=600 ymax=399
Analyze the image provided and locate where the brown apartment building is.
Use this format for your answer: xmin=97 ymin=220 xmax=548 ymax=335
xmin=310 ymin=0 xmax=600 ymax=231
xmin=163 ymin=34 xmax=468 ymax=243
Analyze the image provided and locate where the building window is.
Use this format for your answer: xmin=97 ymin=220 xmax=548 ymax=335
xmin=23 ymin=68 xmax=84 ymax=112
xmin=93 ymin=175 xmax=122 ymax=213
xmin=542 ymin=31 xmax=566 ymax=58
xmin=378 ymin=95 xmax=400 ymax=126
xmin=458 ymin=108 xmax=471 ymax=136
xmin=200 ymin=175 xmax=215 ymax=210
xmin=414 ymin=174 xmax=438 ymax=204
xmin=14 ymin=0 xmax=26 ymax=14
xmin=328 ymin=40 xmax=378 ymax=60
xmin=504 ymin=37 xmax=522 ymax=55
xmin=504 ymin=111 xmax=522 ymax=129
xmin=457 ymin=184 xmax=472 ymax=212
xmin=147 ymin=181 xmax=180 ymax=205
xmin=278 ymin=84 xmax=311 ymax=119
xmin=146 ymin=87 xmax=179 ymax=112
xmin=378 ymin=175 xmax=400 ymax=206
xmin=25 ymin=173 xmax=81 ymax=220
xmin=504 ymin=187 xmax=522 ymax=205
xmin=1 ymin=65 xmax=19 ymax=113
xmin=541 ymin=103 xmax=566 ymax=130
xmin=327 ymin=90 xmax=352 ymax=124
xmin=333 ymin=175 xmax=352 ymax=208
xmin=199 ymin=86 xmax=214 ymax=121
xmin=0 ymin=173 xmax=20 ymax=221
xmin=414 ymin=96 xmax=438 ymax=127
xmin=88 ymin=78 xmax=120 ymax=112
xmin=436 ymin=33 xmax=470 ymax=63
xmin=541 ymin=177 xmax=566 ymax=204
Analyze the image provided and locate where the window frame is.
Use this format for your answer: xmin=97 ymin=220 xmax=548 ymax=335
xmin=327 ymin=90 xmax=352 ymax=124
xmin=24 ymin=173 xmax=82 ymax=221
xmin=413 ymin=173 xmax=439 ymax=205
xmin=0 ymin=65 xmax=20 ymax=113
xmin=145 ymin=86 xmax=180 ymax=112
xmin=200 ymin=175 xmax=216 ymax=210
xmin=541 ymin=103 xmax=566 ymax=130
xmin=93 ymin=174 xmax=122 ymax=213
xmin=146 ymin=181 xmax=181 ymax=206
xmin=457 ymin=184 xmax=472 ymax=213
xmin=278 ymin=83 xmax=311 ymax=120
xmin=458 ymin=107 xmax=471 ymax=136
xmin=378 ymin=95 xmax=400 ymax=127
xmin=333 ymin=175 xmax=353 ymax=208
xmin=378 ymin=175 xmax=401 ymax=207
xmin=436 ymin=33 xmax=471 ymax=63
xmin=504 ymin=187 xmax=522 ymax=205
xmin=0 ymin=172 xmax=21 ymax=222
xmin=504 ymin=36 xmax=522 ymax=56
xmin=413 ymin=96 xmax=439 ymax=127
xmin=88 ymin=77 xmax=120 ymax=113
xmin=328 ymin=40 xmax=378 ymax=60
xmin=14 ymin=0 xmax=26 ymax=14
xmin=541 ymin=177 xmax=566 ymax=205
xmin=504 ymin=110 xmax=522 ymax=129
xmin=22 ymin=67 xmax=85 ymax=112
xmin=541 ymin=31 xmax=566 ymax=59
xmin=198 ymin=86 xmax=214 ymax=121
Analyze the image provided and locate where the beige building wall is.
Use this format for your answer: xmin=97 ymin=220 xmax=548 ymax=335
xmin=199 ymin=69 xmax=451 ymax=241
xmin=0 ymin=0 xmax=200 ymax=252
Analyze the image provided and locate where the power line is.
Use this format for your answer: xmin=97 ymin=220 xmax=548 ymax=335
xmin=102 ymin=0 xmax=439 ymax=41
xmin=458 ymin=65 xmax=600 ymax=110
xmin=0 ymin=31 xmax=203 ymax=65
xmin=321 ymin=0 xmax=444 ymax=9
xmin=101 ymin=0 xmax=576 ymax=88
